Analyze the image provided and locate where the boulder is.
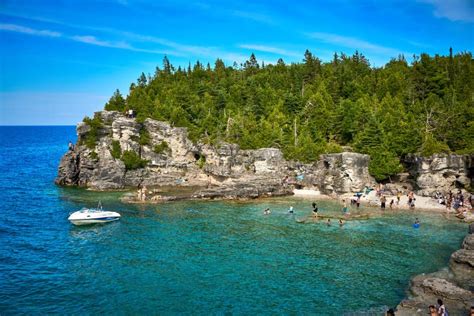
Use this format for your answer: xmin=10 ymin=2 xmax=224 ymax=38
xmin=449 ymin=249 xmax=474 ymax=289
xmin=404 ymin=154 xmax=473 ymax=196
xmin=313 ymin=152 xmax=375 ymax=194
xmin=408 ymin=275 xmax=473 ymax=314
xmin=462 ymin=234 xmax=474 ymax=250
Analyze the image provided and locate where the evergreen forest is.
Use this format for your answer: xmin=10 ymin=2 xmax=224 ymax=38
xmin=103 ymin=49 xmax=474 ymax=180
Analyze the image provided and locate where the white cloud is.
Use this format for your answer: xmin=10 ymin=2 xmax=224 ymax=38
xmin=70 ymin=35 xmax=131 ymax=49
xmin=239 ymin=44 xmax=301 ymax=58
xmin=231 ymin=10 xmax=274 ymax=24
xmin=0 ymin=23 xmax=62 ymax=37
xmin=307 ymin=32 xmax=409 ymax=56
xmin=420 ymin=0 xmax=474 ymax=22
xmin=0 ymin=22 xmax=252 ymax=63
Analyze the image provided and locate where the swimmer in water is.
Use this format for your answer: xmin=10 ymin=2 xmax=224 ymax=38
xmin=312 ymin=202 xmax=318 ymax=216
xmin=327 ymin=218 xmax=331 ymax=226
xmin=342 ymin=199 xmax=350 ymax=215
xmin=288 ymin=206 xmax=294 ymax=214
xmin=339 ymin=219 xmax=344 ymax=227
xmin=263 ymin=208 xmax=271 ymax=215
xmin=414 ymin=218 xmax=420 ymax=225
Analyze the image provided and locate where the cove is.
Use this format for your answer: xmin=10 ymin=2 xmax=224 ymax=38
xmin=0 ymin=127 xmax=467 ymax=315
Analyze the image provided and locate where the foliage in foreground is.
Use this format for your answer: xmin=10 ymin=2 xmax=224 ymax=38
xmin=104 ymin=49 xmax=474 ymax=180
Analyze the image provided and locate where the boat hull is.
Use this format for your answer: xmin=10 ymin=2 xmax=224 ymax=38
xmin=68 ymin=210 xmax=121 ymax=226
xmin=69 ymin=217 xmax=120 ymax=226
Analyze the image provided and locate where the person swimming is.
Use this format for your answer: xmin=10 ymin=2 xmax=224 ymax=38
xmin=312 ymin=202 xmax=318 ymax=216
xmin=263 ymin=208 xmax=271 ymax=215
xmin=327 ymin=218 xmax=331 ymax=226
xmin=413 ymin=217 xmax=420 ymax=228
xmin=288 ymin=206 xmax=294 ymax=214
xmin=339 ymin=219 xmax=344 ymax=227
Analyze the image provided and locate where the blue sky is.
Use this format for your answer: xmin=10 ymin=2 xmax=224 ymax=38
xmin=0 ymin=0 xmax=473 ymax=125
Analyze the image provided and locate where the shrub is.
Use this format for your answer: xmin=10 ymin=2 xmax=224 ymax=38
xmin=90 ymin=151 xmax=98 ymax=160
xmin=153 ymin=141 xmax=171 ymax=155
xmin=82 ymin=114 xmax=104 ymax=150
xmin=196 ymin=155 xmax=206 ymax=169
xmin=420 ymin=134 xmax=450 ymax=157
xmin=110 ymin=140 xmax=122 ymax=159
xmin=121 ymin=150 xmax=148 ymax=170
xmin=139 ymin=126 xmax=151 ymax=146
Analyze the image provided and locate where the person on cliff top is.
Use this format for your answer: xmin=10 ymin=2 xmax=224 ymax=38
xmin=68 ymin=141 xmax=74 ymax=151
xmin=312 ymin=202 xmax=318 ymax=216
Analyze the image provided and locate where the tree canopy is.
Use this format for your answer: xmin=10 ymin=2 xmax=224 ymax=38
xmin=103 ymin=50 xmax=474 ymax=180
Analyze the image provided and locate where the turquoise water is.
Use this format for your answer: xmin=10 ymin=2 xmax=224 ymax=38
xmin=0 ymin=127 xmax=468 ymax=315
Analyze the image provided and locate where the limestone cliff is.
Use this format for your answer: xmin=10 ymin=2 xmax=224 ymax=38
xmin=55 ymin=111 xmax=375 ymax=197
xmin=404 ymin=154 xmax=473 ymax=196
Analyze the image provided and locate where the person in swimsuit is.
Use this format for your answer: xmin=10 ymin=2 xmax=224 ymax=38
xmin=339 ymin=219 xmax=344 ymax=227
xmin=327 ymin=218 xmax=331 ymax=226
xmin=342 ymin=199 xmax=348 ymax=214
xmin=288 ymin=206 xmax=294 ymax=214
xmin=428 ymin=305 xmax=437 ymax=316
xmin=312 ymin=202 xmax=318 ymax=216
xmin=380 ymin=195 xmax=386 ymax=209
xmin=437 ymin=299 xmax=447 ymax=316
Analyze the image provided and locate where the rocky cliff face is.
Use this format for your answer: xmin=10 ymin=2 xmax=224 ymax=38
xmin=404 ymin=154 xmax=473 ymax=196
xmin=56 ymin=111 xmax=375 ymax=197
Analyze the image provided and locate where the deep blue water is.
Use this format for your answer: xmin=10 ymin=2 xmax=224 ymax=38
xmin=0 ymin=126 xmax=468 ymax=315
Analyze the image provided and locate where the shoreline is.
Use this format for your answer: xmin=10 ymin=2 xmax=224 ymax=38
xmin=395 ymin=224 xmax=474 ymax=315
xmin=117 ymin=185 xmax=474 ymax=221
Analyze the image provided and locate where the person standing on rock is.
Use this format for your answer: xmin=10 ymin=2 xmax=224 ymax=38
xmin=437 ymin=299 xmax=447 ymax=316
xmin=68 ymin=141 xmax=74 ymax=151
xmin=396 ymin=191 xmax=401 ymax=205
xmin=428 ymin=305 xmax=437 ymax=316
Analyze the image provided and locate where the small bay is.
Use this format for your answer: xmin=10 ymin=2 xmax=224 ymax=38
xmin=0 ymin=126 xmax=467 ymax=315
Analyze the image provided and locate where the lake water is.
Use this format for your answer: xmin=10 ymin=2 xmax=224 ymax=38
xmin=0 ymin=126 xmax=467 ymax=315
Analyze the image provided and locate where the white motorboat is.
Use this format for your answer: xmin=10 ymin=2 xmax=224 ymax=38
xmin=68 ymin=202 xmax=121 ymax=226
